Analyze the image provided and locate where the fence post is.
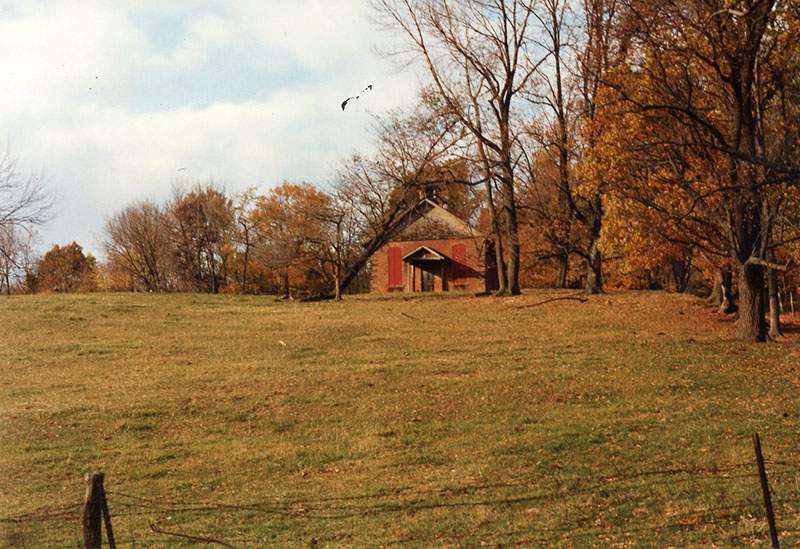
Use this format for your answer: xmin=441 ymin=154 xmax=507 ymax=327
xmin=753 ymin=433 xmax=780 ymax=549
xmin=100 ymin=478 xmax=116 ymax=549
xmin=82 ymin=471 xmax=115 ymax=549
xmin=83 ymin=472 xmax=104 ymax=548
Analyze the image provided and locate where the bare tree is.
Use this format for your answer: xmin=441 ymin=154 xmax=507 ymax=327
xmin=169 ymin=182 xmax=235 ymax=294
xmin=233 ymin=187 xmax=259 ymax=294
xmin=524 ymin=0 xmax=576 ymax=289
xmin=570 ymin=0 xmax=622 ymax=294
xmin=302 ymin=190 xmax=365 ymax=300
xmin=0 ymin=146 xmax=56 ymax=289
xmin=0 ymin=226 xmax=34 ymax=295
xmin=333 ymin=154 xmax=418 ymax=293
xmin=334 ymin=93 xmax=468 ymax=293
xmin=373 ymin=0 xmax=547 ymax=295
xmin=0 ymin=227 xmax=19 ymax=294
xmin=102 ymin=200 xmax=173 ymax=292
xmin=522 ymin=0 xmax=625 ymax=294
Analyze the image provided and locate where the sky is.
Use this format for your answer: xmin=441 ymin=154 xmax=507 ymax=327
xmin=0 ymin=0 xmax=419 ymax=257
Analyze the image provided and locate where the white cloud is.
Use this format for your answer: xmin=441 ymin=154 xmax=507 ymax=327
xmin=0 ymin=1 xmax=420 ymax=256
xmin=231 ymin=1 xmax=373 ymax=69
xmin=145 ymin=12 xmax=243 ymax=71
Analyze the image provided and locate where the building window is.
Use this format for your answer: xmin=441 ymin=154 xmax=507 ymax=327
xmin=388 ymin=247 xmax=403 ymax=288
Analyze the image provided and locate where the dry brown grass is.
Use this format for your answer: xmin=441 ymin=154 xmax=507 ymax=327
xmin=1 ymin=290 xmax=799 ymax=547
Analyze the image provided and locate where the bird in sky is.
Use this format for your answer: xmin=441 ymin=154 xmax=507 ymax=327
xmin=341 ymin=84 xmax=373 ymax=111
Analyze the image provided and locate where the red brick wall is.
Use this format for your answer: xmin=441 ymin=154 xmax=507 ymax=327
xmin=371 ymin=238 xmax=487 ymax=293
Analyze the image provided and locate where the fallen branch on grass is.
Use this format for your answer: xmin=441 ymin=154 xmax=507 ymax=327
xmin=512 ymin=294 xmax=589 ymax=309
xmin=149 ymin=521 xmax=240 ymax=548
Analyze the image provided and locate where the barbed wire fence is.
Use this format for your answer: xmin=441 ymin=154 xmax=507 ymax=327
xmin=2 ymin=435 xmax=798 ymax=548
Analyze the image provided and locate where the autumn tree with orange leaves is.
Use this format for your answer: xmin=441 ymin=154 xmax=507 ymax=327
xmin=35 ymin=242 xmax=98 ymax=293
xmin=520 ymin=0 xmax=621 ymax=293
xmin=586 ymin=0 xmax=800 ymax=341
xmin=249 ymin=182 xmax=332 ymax=299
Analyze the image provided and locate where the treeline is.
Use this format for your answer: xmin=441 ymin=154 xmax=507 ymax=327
xmin=4 ymin=182 xmax=360 ymax=298
xmin=2 ymin=0 xmax=800 ymax=342
xmin=16 ymin=173 xmax=474 ymax=299
xmin=100 ymin=182 xmax=368 ymax=298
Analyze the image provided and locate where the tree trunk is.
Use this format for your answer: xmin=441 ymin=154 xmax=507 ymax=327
xmin=585 ymin=238 xmax=602 ymax=294
xmin=735 ymin=262 xmax=767 ymax=342
xmin=334 ymin=224 xmax=343 ymax=301
xmin=719 ymin=279 xmax=733 ymax=315
xmin=555 ymin=252 xmax=568 ymax=288
xmin=503 ymin=188 xmax=521 ymax=296
xmin=708 ymin=268 xmax=725 ymax=306
xmin=713 ymin=266 xmax=735 ymax=314
xmin=492 ymin=234 xmax=507 ymax=295
xmin=241 ymin=234 xmax=249 ymax=295
xmin=490 ymin=220 xmax=507 ymax=295
xmin=340 ymin=252 xmax=371 ymax=295
xmin=281 ymin=268 xmax=290 ymax=299
xmin=210 ymin=259 xmax=219 ymax=294
xmin=584 ymin=207 xmax=603 ymax=294
xmin=484 ymin=179 xmax=507 ymax=295
xmin=553 ymin=23 xmax=570 ymax=293
xmin=646 ymin=269 xmax=660 ymax=290
xmin=334 ymin=262 xmax=342 ymax=301
xmin=768 ymin=261 xmax=781 ymax=338
xmin=670 ymin=259 xmax=689 ymax=293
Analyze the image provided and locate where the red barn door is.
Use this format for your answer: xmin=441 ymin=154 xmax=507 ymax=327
xmin=388 ymin=247 xmax=403 ymax=289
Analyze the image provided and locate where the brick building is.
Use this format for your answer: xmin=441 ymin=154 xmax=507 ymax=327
xmin=370 ymin=199 xmax=498 ymax=293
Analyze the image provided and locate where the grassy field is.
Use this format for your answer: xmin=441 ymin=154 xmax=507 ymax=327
xmin=1 ymin=290 xmax=799 ymax=547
